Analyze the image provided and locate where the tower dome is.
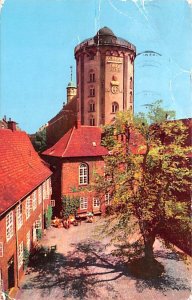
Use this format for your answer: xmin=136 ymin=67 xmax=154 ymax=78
xmin=96 ymin=27 xmax=115 ymax=37
xmin=94 ymin=26 xmax=117 ymax=44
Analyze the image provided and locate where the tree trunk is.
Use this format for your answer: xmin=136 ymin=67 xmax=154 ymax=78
xmin=143 ymin=234 xmax=156 ymax=262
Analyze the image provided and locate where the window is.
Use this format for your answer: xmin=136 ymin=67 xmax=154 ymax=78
xmin=33 ymin=222 xmax=37 ymax=242
xmin=130 ymin=77 xmax=133 ymax=89
xmin=79 ymin=163 xmax=88 ymax=185
xmin=89 ymin=72 xmax=95 ymax=82
xmin=46 ymin=179 xmax=50 ymax=196
xmin=112 ymin=102 xmax=119 ymax=113
xmin=26 ymin=231 xmax=30 ymax=251
xmin=130 ymin=91 xmax=133 ymax=103
xmin=50 ymin=199 xmax=55 ymax=207
xmin=80 ymin=197 xmax=88 ymax=210
xmin=93 ymin=198 xmax=100 ymax=208
xmin=0 ymin=242 xmax=3 ymax=257
xmin=89 ymin=87 xmax=95 ymax=97
xmin=6 ymin=212 xmax=14 ymax=241
xmin=16 ymin=204 xmax=23 ymax=230
xmin=38 ymin=186 xmax=42 ymax=204
xmin=89 ymin=53 xmax=94 ymax=60
xmin=18 ymin=241 xmax=23 ymax=269
xmin=0 ymin=269 xmax=3 ymax=292
xmin=89 ymin=102 xmax=95 ymax=112
xmin=90 ymin=117 xmax=95 ymax=126
xmin=26 ymin=197 xmax=31 ymax=220
xmin=32 ymin=191 xmax=37 ymax=211
xmin=105 ymin=193 xmax=111 ymax=206
xmin=43 ymin=182 xmax=47 ymax=200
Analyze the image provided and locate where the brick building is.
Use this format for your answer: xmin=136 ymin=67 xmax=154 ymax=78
xmin=0 ymin=123 xmax=52 ymax=295
xmin=42 ymin=122 xmax=108 ymax=217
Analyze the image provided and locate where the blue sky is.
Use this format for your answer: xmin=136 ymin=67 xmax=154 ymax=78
xmin=1 ymin=0 xmax=192 ymax=133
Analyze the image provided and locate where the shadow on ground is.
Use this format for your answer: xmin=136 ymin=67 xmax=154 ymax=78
xmin=21 ymin=240 xmax=190 ymax=299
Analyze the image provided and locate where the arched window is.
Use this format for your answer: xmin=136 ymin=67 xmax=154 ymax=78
xmin=79 ymin=163 xmax=88 ymax=185
xmin=112 ymin=102 xmax=119 ymax=113
xmin=89 ymin=101 xmax=95 ymax=112
xmin=89 ymin=116 xmax=95 ymax=126
xmin=130 ymin=77 xmax=133 ymax=89
xmin=89 ymin=87 xmax=95 ymax=97
xmin=130 ymin=92 xmax=133 ymax=103
xmin=89 ymin=72 xmax=95 ymax=83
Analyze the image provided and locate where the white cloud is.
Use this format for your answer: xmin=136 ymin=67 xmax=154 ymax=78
xmin=0 ymin=0 xmax=5 ymax=11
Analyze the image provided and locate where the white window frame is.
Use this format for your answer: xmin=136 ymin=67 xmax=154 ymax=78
xmin=32 ymin=191 xmax=37 ymax=211
xmin=38 ymin=186 xmax=42 ymax=204
xmin=105 ymin=193 xmax=111 ymax=206
xmin=26 ymin=196 xmax=31 ymax=220
xmin=26 ymin=231 xmax=30 ymax=252
xmin=18 ymin=241 xmax=23 ymax=269
xmin=16 ymin=203 xmax=23 ymax=230
xmin=93 ymin=198 xmax=100 ymax=208
xmin=0 ymin=242 xmax=3 ymax=258
xmin=80 ymin=197 xmax=88 ymax=210
xmin=43 ymin=182 xmax=47 ymax=200
xmin=79 ymin=163 xmax=88 ymax=185
xmin=6 ymin=211 xmax=14 ymax=242
xmin=50 ymin=200 xmax=55 ymax=207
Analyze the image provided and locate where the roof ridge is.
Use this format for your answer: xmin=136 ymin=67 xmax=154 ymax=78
xmin=62 ymin=126 xmax=75 ymax=157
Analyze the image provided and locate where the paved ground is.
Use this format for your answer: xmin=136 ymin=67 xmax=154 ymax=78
xmin=16 ymin=218 xmax=191 ymax=300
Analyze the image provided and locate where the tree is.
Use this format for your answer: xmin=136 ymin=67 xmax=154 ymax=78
xmin=95 ymin=100 xmax=191 ymax=271
xmin=61 ymin=195 xmax=80 ymax=219
xmin=32 ymin=128 xmax=47 ymax=152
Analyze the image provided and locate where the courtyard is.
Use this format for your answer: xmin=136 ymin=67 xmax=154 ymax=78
xmin=16 ymin=217 xmax=191 ymax=300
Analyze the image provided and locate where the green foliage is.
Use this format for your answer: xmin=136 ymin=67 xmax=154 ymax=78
xmin=36 ymin=228 xmax=42 ymax=240
xmin=61 ymin=195 xmax=80 ymax=219
xmin=95 ymin=100 xmax=191 ymax=260
xmin=45 ymin=205 xmax=53 ymax=228
xmin=32 ymin=128 xmax=47 ymax=152
xmin=23 ymin=246 xmax=30 ymax=269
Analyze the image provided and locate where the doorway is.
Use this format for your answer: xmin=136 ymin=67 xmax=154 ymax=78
xmin=8 ymin=256 xmax=15 ymax=290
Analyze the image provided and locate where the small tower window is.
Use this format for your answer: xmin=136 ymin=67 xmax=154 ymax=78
xmin=90 ymin=87 xmax=95 ymax=97
xmin=89 ymin=102 xmax=95 ymax=112
xmin=130 ymin=92 xmax=133 ymax=103
xmin=130 ymin=77 xmax=133 ymax=89
xmin=90 ymin=116 xmax=95 ymax=126
xmin=89 ymin=72 xmax=95 ymax=83
xmin=112 ymin=102 xmax=119 ymax=113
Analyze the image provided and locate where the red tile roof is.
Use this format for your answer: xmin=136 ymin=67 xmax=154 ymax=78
xmin=42 ymin=125 xmax=109 ymax=157
xmin=0 ymin=129 xmax=52 ymax=215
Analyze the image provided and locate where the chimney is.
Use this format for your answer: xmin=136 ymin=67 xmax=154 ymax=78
xmin=8 ymin=118 xmax=17 ymax=131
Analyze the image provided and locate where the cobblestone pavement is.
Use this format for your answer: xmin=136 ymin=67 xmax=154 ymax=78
xmin=16 ymin=218 xmax=191 ymax=300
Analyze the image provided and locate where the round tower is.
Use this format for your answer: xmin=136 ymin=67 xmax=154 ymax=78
xmin=74 ymin=26 xmax=136 ymax=126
